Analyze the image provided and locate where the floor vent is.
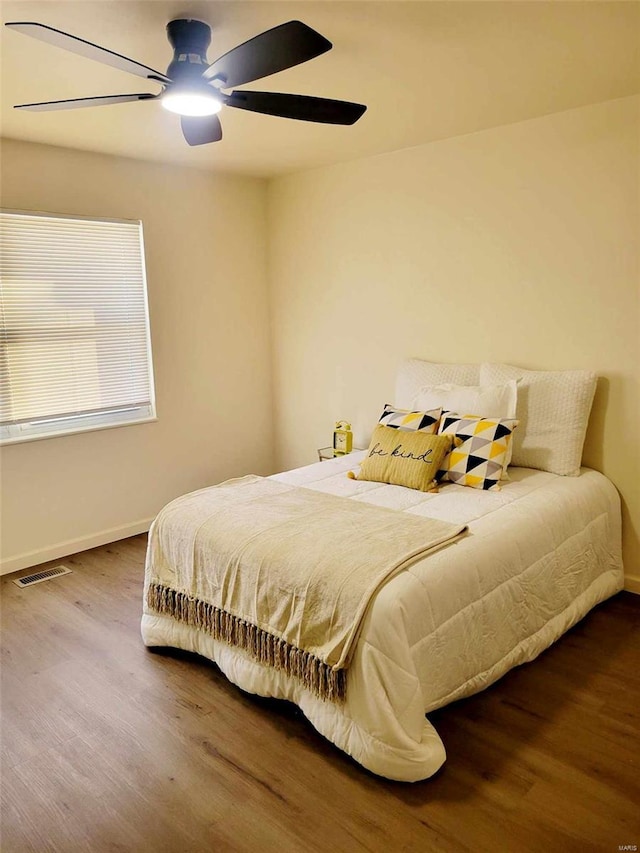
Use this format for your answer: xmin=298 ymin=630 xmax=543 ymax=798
xmin=13 ymin=565 xmax=73 ymax=588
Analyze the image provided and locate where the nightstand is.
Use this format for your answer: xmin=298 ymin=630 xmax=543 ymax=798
xmin=317 ymin=446 xmax=363 ymax=462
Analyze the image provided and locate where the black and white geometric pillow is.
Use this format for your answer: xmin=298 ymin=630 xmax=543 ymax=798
xmin=379 ymin=404 xmax=442 ymax=434
xmin=437 ymin=413 xmax=519 ymax=490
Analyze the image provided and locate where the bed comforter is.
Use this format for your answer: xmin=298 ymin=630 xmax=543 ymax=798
xmin=141 ymin=452 xmax=623 ymax=781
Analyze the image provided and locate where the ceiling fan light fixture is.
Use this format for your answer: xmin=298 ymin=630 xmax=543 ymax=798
xmin=6 ymin=19 xmax=366 ymax=144
xmin=162 ymin=89 xmax=222 ymax=117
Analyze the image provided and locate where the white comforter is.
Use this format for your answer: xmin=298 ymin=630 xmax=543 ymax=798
xmin=141 ymin=453 xmax=623 ymax=781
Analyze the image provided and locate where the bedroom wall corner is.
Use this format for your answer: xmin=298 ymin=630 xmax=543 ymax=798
xmin=0 ymin=138 xmax=275 ymax=573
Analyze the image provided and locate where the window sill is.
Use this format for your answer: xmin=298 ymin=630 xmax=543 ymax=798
xmin=0 ymin=416 xmax=158 ymax=446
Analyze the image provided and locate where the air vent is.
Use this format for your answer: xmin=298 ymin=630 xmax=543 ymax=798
xmin=13 ymin=565 xmax=72 ymax=588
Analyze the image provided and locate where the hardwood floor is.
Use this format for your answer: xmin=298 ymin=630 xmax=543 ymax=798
xmin=1 ymin=535 xmax=639 ymax=853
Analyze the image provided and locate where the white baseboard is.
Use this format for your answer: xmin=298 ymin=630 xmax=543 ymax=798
xmin=0 ymin=518 xmax=154 ymax=576
xmin=624 ymin=574 xmax=640 ymax=595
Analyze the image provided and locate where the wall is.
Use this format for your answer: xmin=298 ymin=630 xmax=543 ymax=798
xmin=267 ymin=96 xmax=639 ymax=585
xmin=1 ymin=139 xmax=274 ymax=572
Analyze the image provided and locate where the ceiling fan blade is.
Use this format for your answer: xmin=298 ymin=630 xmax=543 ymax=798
xmin=5 ymin=22 xmax=171 ymax=83
xmin=225 ymin=91 xmax=367 ymax=125
xmin=13 ymin=93 xmax=159 ymax=112
xmin=202 ymin=20 xmax=331 ymax=88
xmin=181 ymin=115 xmax=223 ymax=146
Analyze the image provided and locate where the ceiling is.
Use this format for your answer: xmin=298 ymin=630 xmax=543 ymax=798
xmin=1 ymin=1 xmax=638 ymax=178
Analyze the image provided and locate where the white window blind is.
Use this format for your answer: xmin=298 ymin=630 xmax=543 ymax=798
xmin=0 ymin=210 xmax=156 ymax=443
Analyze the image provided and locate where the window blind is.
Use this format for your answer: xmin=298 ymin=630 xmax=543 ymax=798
xmin=0 ymin=211 xmax=156 ymax=443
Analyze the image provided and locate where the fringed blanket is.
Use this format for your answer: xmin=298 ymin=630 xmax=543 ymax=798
xmin=145 ymin=475 xmax=466 ymax=702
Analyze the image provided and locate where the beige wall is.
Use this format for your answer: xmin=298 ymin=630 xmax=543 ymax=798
xmin=1 ymin=139 xmax=274 ymax=571
xmin=2 ymin=97 xmax=638 ymax=583
xmin=267 ymin=96 xmax=639 ymax=583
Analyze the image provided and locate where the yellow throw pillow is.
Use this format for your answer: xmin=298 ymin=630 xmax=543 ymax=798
xmin=350 ymin=424 xmax=455 ymax=492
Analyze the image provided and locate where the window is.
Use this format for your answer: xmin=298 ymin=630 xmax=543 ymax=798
xmin=0 ymin=210 xmax=156 ymax=444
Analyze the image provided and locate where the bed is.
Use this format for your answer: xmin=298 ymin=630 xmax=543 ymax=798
xmin=141 ymin=360 xmax=624 ymax=782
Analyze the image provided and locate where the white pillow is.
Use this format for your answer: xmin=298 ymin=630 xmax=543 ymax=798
xmin=395 ymin=359 xmax=479 ymax=409
xmin=412 ymin=381 xmax=518 ymax=420
xmin=480 ymin=363 xmax=597 ymax=476
xmin=413 ymin=380 xmax=518 ymax=470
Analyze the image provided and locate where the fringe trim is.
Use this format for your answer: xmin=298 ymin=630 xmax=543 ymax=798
xmin=146 ymin=582 xmax=347 ymax=704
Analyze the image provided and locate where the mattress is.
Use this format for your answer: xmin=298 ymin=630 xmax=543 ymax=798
xmin=141 ymin=452 xmax=624 ymax=781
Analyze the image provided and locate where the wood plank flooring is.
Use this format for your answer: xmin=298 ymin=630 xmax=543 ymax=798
xmin=1 ymin=535 xmax=639 ymax=853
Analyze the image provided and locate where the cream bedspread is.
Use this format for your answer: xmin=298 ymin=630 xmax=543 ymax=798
xmin=142 ymin=454 xmax=624 ymax=781
xmin=145 ymin=475 xmax=465 ymax=701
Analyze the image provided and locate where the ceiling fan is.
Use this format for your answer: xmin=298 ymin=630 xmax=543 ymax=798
xmin=4 ymin=18 xmax=367 ymax=146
